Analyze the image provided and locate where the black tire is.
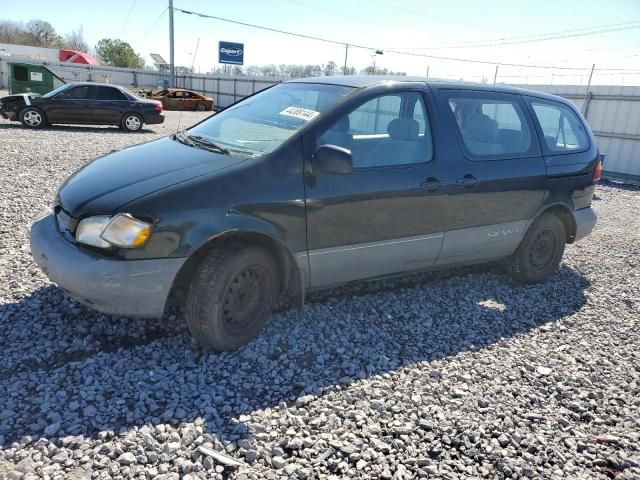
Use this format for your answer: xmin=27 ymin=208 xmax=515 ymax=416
xmin=185 ymin=245 xmax=279 ymax=351
xmin=196 ymin=103 xmax=206 ymax=112
xmin=19 ymin=107 xmax=46 ymax=128
xmin=121 ymin=113 xmax=143 ymax=132
xmin=505 ymin=213 xmax=566 ymax=284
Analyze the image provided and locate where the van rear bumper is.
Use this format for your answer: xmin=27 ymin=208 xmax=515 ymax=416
xmin=573 ymin=206 xmax=597 ymax=243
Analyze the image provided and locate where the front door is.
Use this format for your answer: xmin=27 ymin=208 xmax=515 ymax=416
xmin=46 ymin=84 xmax=95 ymax=123
xmin=303 ymin=88 xmax=451 ymax=289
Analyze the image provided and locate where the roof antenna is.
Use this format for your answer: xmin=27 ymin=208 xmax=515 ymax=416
xmin=176 ymin=37 xmax=200 ymax=134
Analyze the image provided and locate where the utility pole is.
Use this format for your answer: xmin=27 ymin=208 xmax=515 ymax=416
xmin=169 ymin=0 xmax=175 ymax=88
xmin=582 ymin=64 xmax=595 ymax=115
xmin=343 ymin=44 xmax=349 ymax=75
xmin=493 ymin=65 xmax=499 ymax=84
xmin=426 ymin=65 xmax=430 ymax=80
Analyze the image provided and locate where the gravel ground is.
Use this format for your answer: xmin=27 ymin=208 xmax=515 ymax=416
xmin=1 ymin=112 xmax=639 ymax=480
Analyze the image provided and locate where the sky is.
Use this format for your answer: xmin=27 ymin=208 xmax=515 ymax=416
xmin=6 ymin=0 xmax=640 ymax=85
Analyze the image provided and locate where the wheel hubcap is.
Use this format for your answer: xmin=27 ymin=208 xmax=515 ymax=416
xmin=24 ymin=111 xmax=41 ymax=126
xmin=221 ymin=266 xmax=269 ymax=333
xmin=529 ymin=228 xmax=557 ymax=271
xmin=125 ymin=116 xmax=140 ymax=130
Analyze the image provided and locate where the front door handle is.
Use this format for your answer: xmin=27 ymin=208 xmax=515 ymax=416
xmin=456 ymin=174 xmax=479 ymax=189
xmin=421 ymin=177 xmax=442 ymax=193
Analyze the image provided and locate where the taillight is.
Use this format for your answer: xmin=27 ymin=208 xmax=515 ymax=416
xmin=154 ymin=103 xmax=162 ymax=113
xmin=592 ymin=159 xmax=603 ymax=181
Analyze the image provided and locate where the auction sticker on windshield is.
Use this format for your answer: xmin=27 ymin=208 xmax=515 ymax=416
xmin=279 ymin=106 xmax=320 ymax=121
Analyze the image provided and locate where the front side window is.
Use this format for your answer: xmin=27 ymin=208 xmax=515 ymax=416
xmin=448 ymin=95 xmax=533 ymax=158
xmin=188 ymin=83 xmax=353 ymax=156
xmin=317 ymin=91 xmax=433 ymax=168
xmin=59 ymin=86 xmax=93 ymax=100
xmin=530 ymin=100 xmax=589 ymax=152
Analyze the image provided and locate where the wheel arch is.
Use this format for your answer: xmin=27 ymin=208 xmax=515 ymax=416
xmin=168 ymin=230 xmax=304 ymax=311
xmin=19 ymin=105 xmax=47 ymax=123
xmin=121 ymin=111 xmax=144 ymax=125
xmin=531 ymin=203 xmax=577 ymax=243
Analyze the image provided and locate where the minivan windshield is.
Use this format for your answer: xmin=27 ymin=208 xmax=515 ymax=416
xmin=186 ymin=83 xmax=353 ymax=156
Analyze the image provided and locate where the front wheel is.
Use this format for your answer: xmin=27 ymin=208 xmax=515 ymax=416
xmin=505 ymin=213 xmax=566 ymax=284
xmin=121 ymin=113 xmax=143 ymax=132
xmin=186 ymin=245 xmax=279 ymax=351
xmin=196 ymin=103 xmax=207 ymax=112
xmin=20 ymin=107 xmax=46 ymax=128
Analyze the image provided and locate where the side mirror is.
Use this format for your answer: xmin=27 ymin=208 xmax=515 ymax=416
xmin=313 ymin=145 xmax=353 ymax=175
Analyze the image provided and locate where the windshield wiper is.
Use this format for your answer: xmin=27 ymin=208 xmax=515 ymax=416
xmin=174 ymin=130 xmax=195 ymax=147
xmin=186 ymin=134 xmax=230 ymax=155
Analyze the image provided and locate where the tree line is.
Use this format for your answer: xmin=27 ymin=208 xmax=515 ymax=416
xmin=0 ymin=19 xmax=145 ymax=69
xmin=1 ymin=19 xmax=406 ymax=78
xmin=210 ymin=62 xmax=406 ymax=78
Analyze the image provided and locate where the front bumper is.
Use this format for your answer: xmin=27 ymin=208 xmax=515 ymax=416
xmin=573 ymin=206 xmax=597 ymax=242
xmin=0 ymin=110 xmax=17 ymax=121
xmin=30 ymin=214 xmax=185 ymax=318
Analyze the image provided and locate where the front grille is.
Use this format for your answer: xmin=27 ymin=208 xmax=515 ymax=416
xmin=55 ymin=208 xmax=78 ymax=235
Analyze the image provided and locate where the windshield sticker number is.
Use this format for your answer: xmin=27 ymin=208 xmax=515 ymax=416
xmin=279 ymin=106 xmax=320 ymax=121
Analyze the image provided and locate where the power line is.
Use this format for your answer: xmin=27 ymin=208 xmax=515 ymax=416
xmin=388 ymin=20 xmax=640 ymax=50
xmin=364 ymin=0 xmax=531 ymax=35
xmin=138 ymin=7 xmax=167 ymax=42
xmin=172 ymin=7 xmax=640 ymax=72
xmin=119 ymin=0 xmax=138 ymax=38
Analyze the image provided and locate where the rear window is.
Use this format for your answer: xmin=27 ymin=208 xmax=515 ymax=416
xmin=448 ymin=96 xmax=533 ymax=158
xmin=96 ymin=86 xmax=127 ymax=101
xmin=530 ymin=100 xmax=589 ymax=152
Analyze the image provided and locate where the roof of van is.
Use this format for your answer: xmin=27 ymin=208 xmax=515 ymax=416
xmin=289 ymin=75 xmax=564 ymax=101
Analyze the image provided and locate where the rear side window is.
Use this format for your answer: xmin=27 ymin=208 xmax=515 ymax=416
xmin=447 ymin=95 xmax=534 ymax=159
xmin=96 ymin=86 xmax=127 ymax=100
xmin=530 ymin=101 xmax=589 ymax=152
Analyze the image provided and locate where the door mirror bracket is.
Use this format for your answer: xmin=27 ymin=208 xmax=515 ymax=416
xmin=312 ymin=145 xmax=353 ymax=175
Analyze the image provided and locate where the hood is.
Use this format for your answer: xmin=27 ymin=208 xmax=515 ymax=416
xmin=1 ymin=93 xmax=41 ymax=104
xmin=58 ymin=136 xmax=243 ymax=217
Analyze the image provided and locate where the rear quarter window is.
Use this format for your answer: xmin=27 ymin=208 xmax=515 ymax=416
xmin=529 ymin=100 xmax=589 ymax=153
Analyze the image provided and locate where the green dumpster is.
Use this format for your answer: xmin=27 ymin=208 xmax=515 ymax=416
xmin=9 ymin=63 xmax=63 ymax=95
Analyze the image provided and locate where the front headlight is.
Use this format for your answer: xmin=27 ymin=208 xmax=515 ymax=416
xmin=101 ymin=214 xmax=152 ymax=248
xmin=75 ymin=213 xmax=152 ymax=249
xmin=76 ymin=216 xmax=112 ymax=248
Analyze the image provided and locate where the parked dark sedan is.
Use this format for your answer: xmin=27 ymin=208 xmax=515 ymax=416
xmin=0 ymin=82 xmax=164 ymax=131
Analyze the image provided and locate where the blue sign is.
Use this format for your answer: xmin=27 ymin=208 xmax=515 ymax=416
xmin=219 ymin=41 xmax=244 ymax=65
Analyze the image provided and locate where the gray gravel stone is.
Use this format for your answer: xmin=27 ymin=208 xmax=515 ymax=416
xmin=1 ymin=110 xmax=639 ymax=479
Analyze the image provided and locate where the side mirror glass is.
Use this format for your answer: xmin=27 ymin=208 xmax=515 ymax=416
xmin=313 ymin=144 xmax=353 ymax=175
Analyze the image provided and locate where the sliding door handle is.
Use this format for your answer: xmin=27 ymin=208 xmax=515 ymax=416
xmin=421 ymin=177 xmax=443 ymax=192
xmin=456 ymin=175 xmax=479 ymax=188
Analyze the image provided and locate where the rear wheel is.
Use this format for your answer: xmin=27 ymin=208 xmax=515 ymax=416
xmin=20 ymin=107 xmax=46 ymax=128
xmin=121 ymin=113 xmax=143 ymax=132
xmin=186 ymin=245 xmax=279 ymax=351
xmin=505 ymin=213 xmax=566 ymax=283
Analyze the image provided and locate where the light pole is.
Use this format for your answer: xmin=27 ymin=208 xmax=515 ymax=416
xmin=169 ymin=0 xmax=175 ymax=88
xmin=371 ymin=49 xmax=383 ymax=75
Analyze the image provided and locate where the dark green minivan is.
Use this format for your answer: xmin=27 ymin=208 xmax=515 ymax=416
xmin=30 ymin=76 xmax=600 ymax=350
